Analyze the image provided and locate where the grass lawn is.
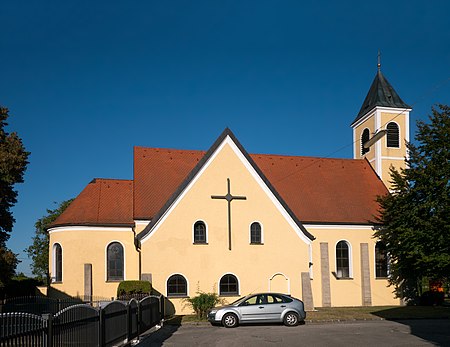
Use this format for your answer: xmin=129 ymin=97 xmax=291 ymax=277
xmin=168 ymin=306 xmax=450 ymax=325
xmin=306 ymin=305 xmax=450 ymax=321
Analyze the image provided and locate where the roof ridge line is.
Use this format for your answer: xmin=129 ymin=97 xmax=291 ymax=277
xmin=91 ymin=178 xmax=133 ymax=181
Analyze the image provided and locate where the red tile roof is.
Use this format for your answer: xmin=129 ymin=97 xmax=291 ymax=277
xmin=134 ymin=147 xmax=205 ymax=220
xmin=133 ymin=149 xmax=386 ymax=225
xmin=51 ymin=179 xmax=134 ymax=227
xmin=252 ymin=154 xmax=387 ymax=224
xmin=51 ymin=138 xmax=387 ymax=229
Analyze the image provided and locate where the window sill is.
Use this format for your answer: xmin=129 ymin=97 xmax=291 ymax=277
xmin=250 ymin=243 xmax=264 ymax=245
xmin=331 ymin=272 xmax=353 ymax=280
xmin=106 ymin=280 xmax=123 ymax=283
xmin=52 ymin=281 xmax=63 ymax=284
xmin=167 ymin=295 xmax=189 ymax=299
xmin=219 ymin=294 xmax=239 ymax=297
xmin=193 ymin=243 xmax=208 ymax=245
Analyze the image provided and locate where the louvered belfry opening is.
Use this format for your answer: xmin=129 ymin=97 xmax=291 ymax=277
xmin=361 ymin=128 xmax=370 ymax=155
xmin=386 ymin=122 xmax=400 ymax=147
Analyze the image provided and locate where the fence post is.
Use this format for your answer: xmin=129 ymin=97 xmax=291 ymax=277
xmin=99 ymin=307 xmax=105 ymax=347
xmin=159 ymin=295 xmax=165 ymax=322
xmin=137 ymin=300 xmax=141 ymax=337
xmin=43 ymin=313 xmax=53 ymax=347
xmin=126 ymin=302 xmax=131 ymax=343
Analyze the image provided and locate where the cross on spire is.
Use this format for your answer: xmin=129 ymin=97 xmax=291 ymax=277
xmin=377 ymin=50 xmax=381 ymax=71
xmin=211 ymin=178 xmax=246 ymax=250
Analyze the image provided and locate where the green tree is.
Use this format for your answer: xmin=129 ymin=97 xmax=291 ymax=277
xmin=0 ymin=247 xmax=19 ymax=288
xmin=374 ymin=104 xmax=450 ymax=302
xmin=25 ymin=199 xmax=73 ymax=282
xmin=0 ymin=106 xmax=29 ymax=286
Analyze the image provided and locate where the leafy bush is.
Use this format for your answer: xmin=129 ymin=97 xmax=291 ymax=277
xmin=2 ymin=275 xmax=43 ymax=299
xmin=419 ymin=291 xmax=445 ymax=306
xmin=117 ymin=280 xmax=151 ymax=297
xmin=184 ymin=292 xmax=222 ymax=319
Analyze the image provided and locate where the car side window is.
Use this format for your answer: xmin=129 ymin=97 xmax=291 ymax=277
xmin=256 ymin=294 xmax=267 ymax=305
xmin=282 ymin=295 xmax=293 ymax=303
xmin=269 ymin=294 xmax=284 ymax=303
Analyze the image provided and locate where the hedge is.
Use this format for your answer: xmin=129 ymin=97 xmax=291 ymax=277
xmin=117 ymin=280 xmax=152 ymax=297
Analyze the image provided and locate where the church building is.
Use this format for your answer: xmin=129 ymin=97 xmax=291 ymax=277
xmin=48 ymin=67 xmax=411 ymax=313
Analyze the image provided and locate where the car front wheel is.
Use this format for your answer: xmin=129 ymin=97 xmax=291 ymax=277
xmin=222 ymin=313 xmax=238 ymax=328
xmin=283 ymin=312 xmax=299 ymax=327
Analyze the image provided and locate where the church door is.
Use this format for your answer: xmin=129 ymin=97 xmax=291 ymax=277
xmin=269 ymin=273 xmax=289 ymax=294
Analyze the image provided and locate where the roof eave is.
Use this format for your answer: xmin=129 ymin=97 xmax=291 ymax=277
xmin=47 ymin=222 xmax=135 ymax=231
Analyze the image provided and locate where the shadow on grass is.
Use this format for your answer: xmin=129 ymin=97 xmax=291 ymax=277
xmin=372 ymin=306 xmax=450 ymax=346
xmin=371 ymin=306 xmax=450 ymax=320
xmin=137 ymin=316 xmax=182 ymax=347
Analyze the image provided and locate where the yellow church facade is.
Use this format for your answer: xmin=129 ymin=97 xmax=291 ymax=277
xmin=48 ymin=68 xmax=411 ymax=313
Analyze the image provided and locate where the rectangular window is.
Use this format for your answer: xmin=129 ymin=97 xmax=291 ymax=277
xmin=375 ymin=242 xmax=389 ymax=278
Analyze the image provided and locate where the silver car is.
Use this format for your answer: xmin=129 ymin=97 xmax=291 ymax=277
xmin=207 ymin=293 xmax=306 ymax=328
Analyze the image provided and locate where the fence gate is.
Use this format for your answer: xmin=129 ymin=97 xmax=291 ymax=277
xmin=0 ymin=312 xmax=47 ymax=346
xmin=52 ymin=304 xmax=99 ymax=347
xmin=100 ymin=301 xmax=127 ymax=347
xmin=139 ymin=296 xmax=160 ymax=333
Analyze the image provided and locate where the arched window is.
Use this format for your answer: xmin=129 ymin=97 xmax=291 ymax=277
xmin=386 ymin=122 xmax=400 ymax=148
xmin=219 ymin=274 xmax=239 ymax=296
xmin=361 ymin=128 xmax=370 ymax=155
xmin=107 ymin=242 xmax=124 ymax=281
xmin=250 ymin=222 xmax=262 ymax=244
xmin=375 ymin=241 xmax=388 ymax=278
xmin=53 ymin=243 xmax=62 ymax=282
xmin=193 ymin=221 xmax=207 ymax=244
xmin=336 ymin=241 xmax=350 ymax=278
xmin=167 ymin=274 xmax=187 ymax=297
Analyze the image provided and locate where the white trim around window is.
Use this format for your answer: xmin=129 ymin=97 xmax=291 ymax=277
xmin=192 ymin=220 xmax=208 ymax=244
xmin=335 ymin=239 xmax=353 ymax=279
xmin=218 ymin=272 xmax=240 ymax=296
xmin=166 ymin=273 xmax=189 ymax=297
xmin=104 ymin=240 xmax=126 ymax=282
xmin=52 ymin=243 xmax=63 ymax=283
xmin=374 ymin=241 xmax=390 ymax=279
xmin=249 ymin=220 xmax=264 ymax=244
xmin=385 ymin=121 xmax=401 ymax=149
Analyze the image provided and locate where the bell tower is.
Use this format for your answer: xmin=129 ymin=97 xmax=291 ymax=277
xmin=351 ymin=63 xmax=411 ymax=189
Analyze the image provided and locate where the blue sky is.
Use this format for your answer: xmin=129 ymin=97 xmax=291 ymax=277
xmin=1 ymin=1 xmax=449 ymax=276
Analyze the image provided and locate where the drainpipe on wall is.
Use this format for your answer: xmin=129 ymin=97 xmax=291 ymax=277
xmin=133 ymin=228 xmax=142 ymax=280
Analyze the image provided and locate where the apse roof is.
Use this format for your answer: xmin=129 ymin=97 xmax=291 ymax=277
xmin=51 ymin=178 xmax=134 ymax=228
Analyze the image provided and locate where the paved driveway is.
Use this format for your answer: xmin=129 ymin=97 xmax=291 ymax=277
xmin=136 ymin=319 xmax=450 ymax=347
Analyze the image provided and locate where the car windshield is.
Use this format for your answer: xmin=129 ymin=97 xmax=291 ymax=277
xmin=229 ymin=296 xmax=248 ymax=306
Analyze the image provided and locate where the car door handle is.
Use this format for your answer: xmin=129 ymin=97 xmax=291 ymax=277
xmin=281 ymin=305 xmax=286 ymax=307
xmin=259 ymin=306 xmax=264 ymax=309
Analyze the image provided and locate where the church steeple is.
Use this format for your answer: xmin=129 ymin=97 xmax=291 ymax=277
xmin=351 ymin=69 xmax=411 ymax=127
xmin=351 ymin=64 xmax=411 ymax=189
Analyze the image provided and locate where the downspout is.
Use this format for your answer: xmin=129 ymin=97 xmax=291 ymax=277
xmin=133 ymin=227 xmax=142 ymax=280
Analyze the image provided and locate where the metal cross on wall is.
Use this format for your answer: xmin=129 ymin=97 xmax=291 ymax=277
xmin=211 ymin=178 xmax=247 ymax=250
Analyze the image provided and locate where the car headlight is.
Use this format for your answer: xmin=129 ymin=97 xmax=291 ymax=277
xmin=209 ymin=310 xmax=217 ymax=315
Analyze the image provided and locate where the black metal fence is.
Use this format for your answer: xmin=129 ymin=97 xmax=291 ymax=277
xmin=1 ymin=296 xmax=113 ymax=315
xmin=0 ymin=295 xmax=164 ymax=347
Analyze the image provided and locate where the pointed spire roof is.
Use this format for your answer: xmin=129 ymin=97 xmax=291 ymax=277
xmin=351 ymin=70 xmax=411 ymax=126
